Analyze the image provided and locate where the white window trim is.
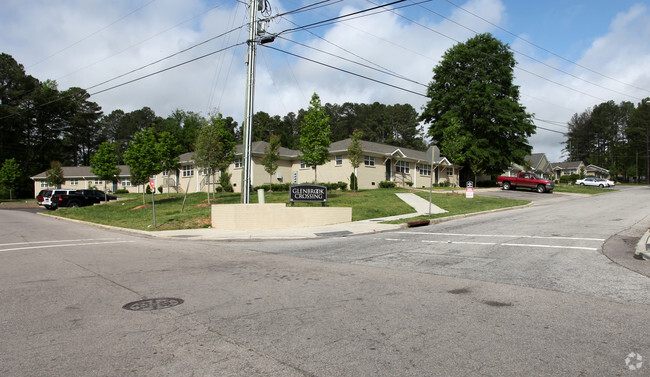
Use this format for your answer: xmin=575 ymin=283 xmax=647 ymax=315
xmin=364 ymin=155 xmax=375 ymax=167
xmin=396 ymin=160 xmax=410 ymax=174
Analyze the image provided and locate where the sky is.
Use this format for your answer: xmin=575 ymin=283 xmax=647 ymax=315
xmin=2 ymin=0 xmax=650 ymax=163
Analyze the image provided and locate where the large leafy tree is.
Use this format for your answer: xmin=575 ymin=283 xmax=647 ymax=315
xmin=299 ymin=93 xmax=331 ymax=182
xmin=194 ymin=113 xmax=236 ymax=202
xmin=0 ymin=158 xmax=21 ymax=199
xmin=62 ymin=87 xmax=104 ymax=166
xmin=90 ymin=142 xmax=121 ymax=200
xmin=628 ymin=98 xmax=650 ymax=183
xmin=420 ymin=33 xmax=535 ymax=178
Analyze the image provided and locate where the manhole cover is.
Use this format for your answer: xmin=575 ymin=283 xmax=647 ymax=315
xmin=122 ymin=298 xmax=184 ymax=311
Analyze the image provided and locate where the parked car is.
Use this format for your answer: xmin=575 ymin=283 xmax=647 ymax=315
xmin=50 ymin=190 xmax=99 ymax=209
xmin=36 ymin=190 xmax=52 ymax=207
xmin=77 ymin=189 xmax=118 ymax=203
xmin=603 ymin=178 xmax=616 ymax=187
xmin=42 ymin=189 xmax=77 ymax=210
xmin=497 ymin=172 xmax=554 ymax=193
xmin=576 ymin=177 xmax=609 ymax=188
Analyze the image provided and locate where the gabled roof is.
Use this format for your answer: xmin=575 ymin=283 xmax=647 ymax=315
xmin=551 ymin=161 xmax=584 ymax=170
xmin=585 ymin=164 xmax=609 ymax=173
xmin=329 ymin=139 xmax=449 ymax=164
xmin=31 ymin=165 xmax=131 ymax=179
xmin=525 ymin=153 xmax=546 ymax=170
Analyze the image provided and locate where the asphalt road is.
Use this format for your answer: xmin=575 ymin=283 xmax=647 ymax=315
xmin=1 ymin=186 xmax=650 ymax=376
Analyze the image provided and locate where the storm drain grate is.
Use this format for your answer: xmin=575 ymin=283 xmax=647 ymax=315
xmin=122 ymin=298 xmax=184 ymax=311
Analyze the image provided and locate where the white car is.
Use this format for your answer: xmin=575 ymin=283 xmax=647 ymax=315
xmin=575 ymin=177 xmax=609 ymax=188
xmin=603 ymin=178 xmax=616 ymax=187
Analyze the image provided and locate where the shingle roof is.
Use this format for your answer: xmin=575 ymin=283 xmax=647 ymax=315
xmin=551 ymin=161 xmax=583 ymax=170
xmin=31 ymin=165 xmax=131 ymax=179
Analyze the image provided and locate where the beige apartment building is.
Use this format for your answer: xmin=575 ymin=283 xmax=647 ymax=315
xmin=31 ymin=139 xmax=460 ymax=195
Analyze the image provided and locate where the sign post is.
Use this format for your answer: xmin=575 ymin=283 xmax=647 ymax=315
xmin=465 ymin=180 xmax=474 ymax=199
xmin=426 ymin=146 xmax=440 ymax=215
xmin=149 ymin=179 xmax=157 ymax=228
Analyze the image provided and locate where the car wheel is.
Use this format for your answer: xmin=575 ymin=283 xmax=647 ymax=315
xmin=580 ymin=183 xmax=585 ymax=186
xmin=69 ymin=201 xmax=80 ymax=208
xmin=502 ymin=181 xmax=511 ymax=190
xmin=536 ymin=184 xmax=546 ymax=193
xmin=599 ymin=184 xmax=604 ymax=188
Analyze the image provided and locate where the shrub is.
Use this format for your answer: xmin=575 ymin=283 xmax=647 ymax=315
xmin=349 ymin=173 xmax=358 ymax=191
xmin=406 ymin=181 xmax=413 ymax=187
xmin=158 ymin=185 xmax=163 ymax=194
xmin=115 ymin=189 xmax=129 ymax=194
xmin=379 ymin=181 xmax=396 ymax=188
xmin=218 ymin=172 xmax=233 ymax=192
xmin=337 ymin=181 xmax=348 ymax=191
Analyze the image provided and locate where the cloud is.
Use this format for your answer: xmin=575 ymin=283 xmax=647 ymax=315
xmin=2 ymin=0 xmax=648 ymax=164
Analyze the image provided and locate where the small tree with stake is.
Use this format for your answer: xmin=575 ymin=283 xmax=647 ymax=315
xmin=261 ymin=134 xmax=281 ymax=191
xmin=347 ymin=129 xmax=363 ymax=192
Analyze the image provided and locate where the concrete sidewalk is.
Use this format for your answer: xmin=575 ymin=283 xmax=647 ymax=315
xmin=148 ymin=193 xmax=446 ymax=241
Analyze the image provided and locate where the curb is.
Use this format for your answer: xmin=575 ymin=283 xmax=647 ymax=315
xmin=634 ymin=228 xmax=650 ymax=260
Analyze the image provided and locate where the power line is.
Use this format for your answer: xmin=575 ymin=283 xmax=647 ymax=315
xmin=444 ymin=0 xmax=650 ymax=96
xmin=89 ymin=42 xmax=246 ymax=96
xmin=261 ymin=45 xmax=427 ymax=97
xmin=278 ymin=36 xmax=426 ymax=88
xmin=403 ymin=0 xmax=644 ymax=102
xmin=28 ymin=0 xmax=158 ymax=68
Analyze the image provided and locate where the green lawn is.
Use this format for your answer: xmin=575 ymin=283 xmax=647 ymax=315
xmin=48 ymin=188 xmax=529 ymax=231
xmin=552 ymin=183 xmax=616 ymax=194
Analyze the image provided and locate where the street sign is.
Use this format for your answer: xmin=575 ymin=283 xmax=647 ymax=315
xmin=426 ymin=145 xmax=440 ymax=164
xmin=466 ymin=181 xmax=474 ymax=198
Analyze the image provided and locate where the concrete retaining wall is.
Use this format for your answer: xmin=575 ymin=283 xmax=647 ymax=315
xmin=211 ymin=203 xmax=352 ymax=231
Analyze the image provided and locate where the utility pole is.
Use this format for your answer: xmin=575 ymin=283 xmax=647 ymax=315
xmin=241 ymin=0 xmax=259 ymax=203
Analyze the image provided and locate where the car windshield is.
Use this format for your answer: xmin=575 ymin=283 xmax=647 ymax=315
xmin=530 ymin=173 xmax=541 ymax=180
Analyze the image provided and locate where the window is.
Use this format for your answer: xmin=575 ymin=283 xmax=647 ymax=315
xmin=40 ymin=181 xmax=48 ymax=188
xmin=300 ymin=160 xmax=308 ymax=169
xmin=335 ymin=155 xmax=343 ymax=166
xmin=182 ymin=165 xmax=194 ymax=177
xmin=121 ymin=178 xmax=131 ymax=187
xmin=234 ymin=158 xmax=242 ymax=168
xmin=419 ymin=164 xmax=431 ymax=176
xmin=70 ymin=179 xmax=78 ymax=186
xmin=364 ymin=155 xmax=375 ymax=167
xmin=162 ymin=170 xmax=169 ymax=176
xmin=94 ymin=179 xmax=102 ymax=185
xmin=396 ymin=161 xmax=410 ymax=174
xmin=447 ymin=168 xmax=454 ymax=176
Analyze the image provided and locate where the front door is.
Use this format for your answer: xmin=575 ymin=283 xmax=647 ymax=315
xmin=385 ymin=160 xmax=392 ymax=181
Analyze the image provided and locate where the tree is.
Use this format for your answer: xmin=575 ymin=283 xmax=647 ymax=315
xmin=46 ymin=161 xmax=65 ymax=188
xmin=124 ymin=129 xmax=161 ymax=203
xmin=156 ymin=131 xmax=182 ymax=193
xmin=299 ymin=93 xmax=331 ymax=182
xmin=261 ymin=134 xmax=281 ymax=190
xmin=420 ymin=33 xmax=535 ymax=178
xmin=0 ymin=158 xmax=21 ymax=199
xmin=347 ymin=129 xmax=364 ymax=191
xmin=194 ymin=113 xmax=236 ymax=203
xmin=90 ymin=142 xmax=121 ymax=200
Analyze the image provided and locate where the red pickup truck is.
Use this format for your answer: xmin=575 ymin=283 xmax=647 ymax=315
xmin=497 ymin=172 xmax=554 ymax=193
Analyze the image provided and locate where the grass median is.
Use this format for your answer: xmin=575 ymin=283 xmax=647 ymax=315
xmin=47 ymin=188 xmax=529 ymax=231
